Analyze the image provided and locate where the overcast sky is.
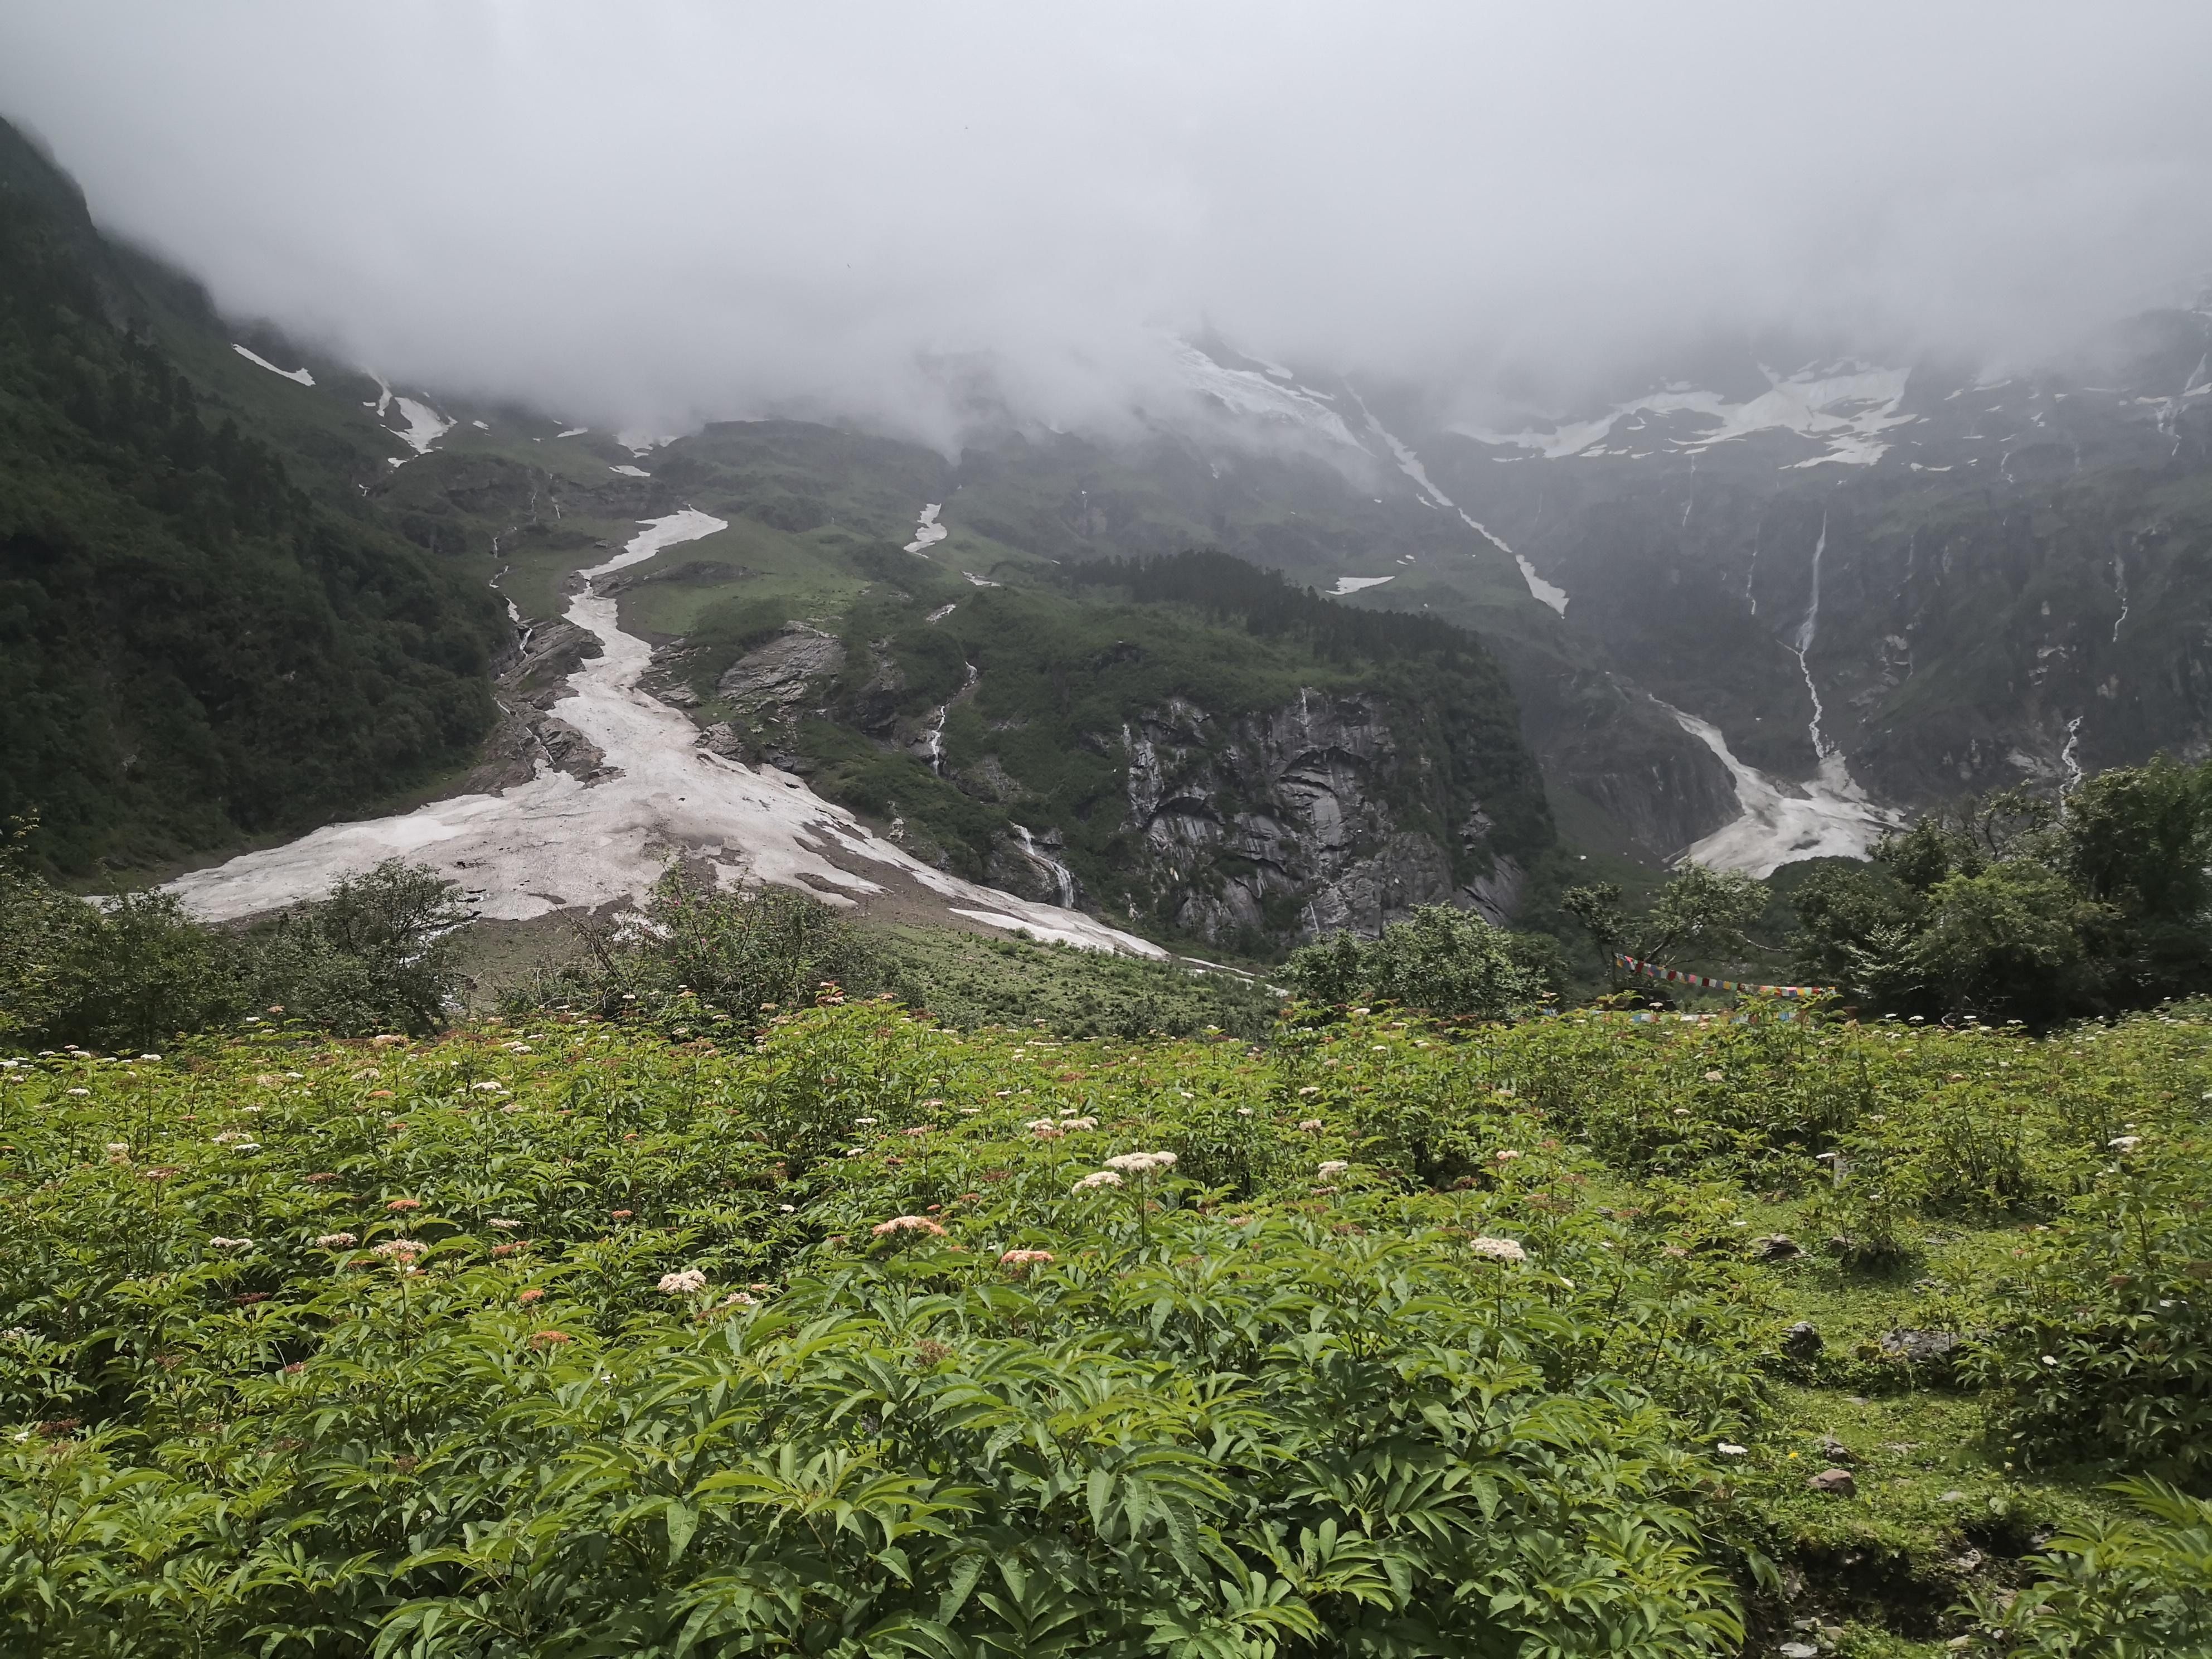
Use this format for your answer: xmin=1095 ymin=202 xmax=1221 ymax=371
xmin=5 ymin=2 xmax=2211 ymax=440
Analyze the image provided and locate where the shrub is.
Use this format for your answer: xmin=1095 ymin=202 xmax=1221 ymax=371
xmin=0 ymin=867 xmax=242 ymax=1050
xmin=507 ymin=868 xmax=874 ymax=1030
xmin=0 ymin=856 xmax=470 ymax=1047
xmin=1959 ymin=1478 xmax=2212 ymax=1655
xmin=1963 ymin=1132 xmax=2212 ymax=1478
xmin=1286 ymin=904 xmax=1540 ymax=1019
xmin=0 ymin=1005 xmax=1792 ymax=1656
xmin=239 ymin=858 xmax=473 ymax=1035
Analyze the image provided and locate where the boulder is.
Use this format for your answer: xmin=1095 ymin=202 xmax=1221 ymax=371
xmin=1879 ymin=1329 xmax=1961 ymax=1366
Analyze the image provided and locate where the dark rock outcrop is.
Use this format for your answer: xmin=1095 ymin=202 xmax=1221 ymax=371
xmin=1114 ymin=691 xmax=1522 ymax=945
xmin=716 ymin=623 xmax=847 ymax=726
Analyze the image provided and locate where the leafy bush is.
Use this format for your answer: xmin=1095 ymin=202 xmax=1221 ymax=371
xmin=1286 ymin=904 xmax=1541 ymax=1018
xmin=1794 ymin=761 xmax=2212 ymax=1023
xmin=505 ymin=869 xmax=874 ymax=1032
xmin=0 ymin=855 xmax=471 ymax=1048
xmin=1960 ymin=1478 xmax=2212 ymax=1656
xmin=1964 ymin=1131 xmax=2212 ymax=1479
xmin=0 ymin=1005 xmax=1793 ymax=1656
xmin=1559 ymin=864 xmax=1768 ymax=996
xmin=871 ymin=926 xmax=1280 ymax=1042
xmin=0 ymin=866 xmax=238 ymax=1050
xmin=6 ymin=981 xmax=2212 ymax=1653
xmin=240 ymin=859 xmax=474 ymax=1035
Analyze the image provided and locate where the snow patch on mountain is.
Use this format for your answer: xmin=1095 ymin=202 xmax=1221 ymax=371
xmin=364 ymin=375 xmax=453 ymax=457
xmin=165 ymin=511 xmax=1162 ymax=958
xmin=1330 ymin=575 xmax=1396 ymax=595
xmin=1659 ymin=699 xmax=1903 ymax=877
xmin=1349 ymin=392 xmax=1570 ymax=615
xmin=904 ymin=503 xmax=949 ymax=554
xmin=231 ymin=345 xmax=314 ymax=386
xmin=1459 ymin=362 xmax=1917 ymax=468
xmin=1175 ymin=341 xmax=1365 ymax=452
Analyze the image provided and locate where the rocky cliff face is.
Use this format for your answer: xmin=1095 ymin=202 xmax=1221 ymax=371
xmin=1404 ymin=309 xmax=2212 ymax=864
xmin=693 ymin=624 xmax=1533 ymax=948
xmin=1111 ymin=691 xmax=1522 ymax=947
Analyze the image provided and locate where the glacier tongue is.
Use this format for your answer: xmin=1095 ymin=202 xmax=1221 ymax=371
xmin=166 ymin=511 xmax=1162 ymax=958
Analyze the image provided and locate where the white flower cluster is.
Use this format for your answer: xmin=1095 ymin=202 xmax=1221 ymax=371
xmin=657 ymin=1269 xmax=707 ymax=1295
xmin=1103 ymin=1151 xmax=1177 ymax=1175
xmin=1467 ymin=1236 xmax=1527 ymax=1263
xmin=1071 ymin=1171 xmax=1124 ymax=1192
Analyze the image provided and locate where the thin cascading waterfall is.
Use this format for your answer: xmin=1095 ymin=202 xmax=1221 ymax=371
xmin=923 ymin=661 xmax=978 ymax=773
xmin=2061 ymin=715 xmax=2085 ymax=793
xmin=1792 ymin=512 xmax=1831 ymax=759
xmin=2112 ymin=554 xmax=2129 ymax=643
xmin=1012 ymin=824 xmax=1078 ymax=908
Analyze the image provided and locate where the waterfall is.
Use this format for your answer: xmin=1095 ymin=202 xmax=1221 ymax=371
xmin=1012 ymin=824 xmax=1078 ymax=908
xmin=922 ymin=661 xmax=979 ymax=773
xmin=1792 ymin=512 xmax=1831 ymax=758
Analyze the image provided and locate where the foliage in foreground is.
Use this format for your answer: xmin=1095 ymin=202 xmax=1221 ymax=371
xmin=1957 ymin=1478 xmax=2212 ymax=1656
xmin=4 ymin=1001 xmax=2211 ymax=1652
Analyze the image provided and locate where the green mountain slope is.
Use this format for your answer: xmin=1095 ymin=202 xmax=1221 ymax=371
xmin=0 ymin=119 xmax=506 ymax=876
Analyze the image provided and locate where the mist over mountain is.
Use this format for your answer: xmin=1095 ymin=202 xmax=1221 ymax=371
xmin=6 ymin=5 xmax=2212 ymax=445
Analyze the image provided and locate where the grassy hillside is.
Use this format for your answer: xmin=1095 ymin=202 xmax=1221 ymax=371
xmin=0 ymin=119 xmax=507 ymax=876
xmin=4 ymin=998 xmax=2208 ymax=1655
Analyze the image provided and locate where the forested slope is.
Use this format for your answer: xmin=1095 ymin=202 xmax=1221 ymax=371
xmin=0 ymin=119 xmax=505 ymax=876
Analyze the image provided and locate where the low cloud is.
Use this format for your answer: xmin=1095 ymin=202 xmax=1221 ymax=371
xmin=6 ymin=2 xmax=2211 ymax=438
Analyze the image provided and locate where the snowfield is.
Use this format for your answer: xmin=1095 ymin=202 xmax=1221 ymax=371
xmin=1173 ymin=341 xmax=1366 ymax=453
xmin=904 ymin=503 xmax=949 ymax=554
xmin=167 ymin=512 xmax=1164 ymax=958
xmin=232 ymin=345 xmax=314 ymax=386
xmin=1661 ymin=700 xmax=1904 ymax=876
xmin=1458 ymin=362 xmax=1918 ymax=468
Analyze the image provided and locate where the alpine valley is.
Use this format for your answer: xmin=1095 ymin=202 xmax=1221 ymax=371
xmin=8 ymin=113 xmax=2212 ymax=961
